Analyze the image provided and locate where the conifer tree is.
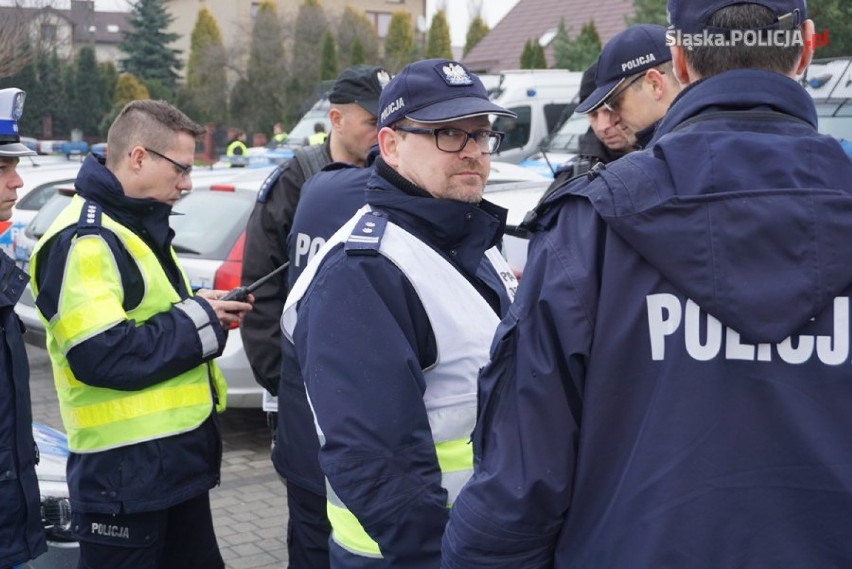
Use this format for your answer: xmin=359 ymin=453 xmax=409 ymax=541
xmin=320 ymin=31 xmax=339 ymax=80
xmin=553 ymin=20 xmax=601 ymax=71
xmin=426 ymin=10 xmax=452 ymax=60
xmin=182 ymin=7 xmax=228 ymax=124
xmin=69 ymin=46 xmax=108 ymax=137
xmin=384 ymin=12 xmax=414 ymax=73
xmin=520 ymin=39 xmax=533 ymax=68
xmin=244 ymin=1 xmax=288 ymax=135
xmin=530 ymin=42 xmax=548 ymax=68
xmin=337 ymin=6 xmax=379 ymax=69
xmin=119 ymin=0 xmax=182 ymax=93
xmin=464 ymin=16 xmax=490 ymax=57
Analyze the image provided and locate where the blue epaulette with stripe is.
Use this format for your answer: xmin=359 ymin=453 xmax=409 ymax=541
xmin=344 ymin=209 xmax=387 ymax=256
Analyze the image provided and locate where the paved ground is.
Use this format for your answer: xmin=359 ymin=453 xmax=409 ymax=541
xmin=26 ymin=342 xmax=290 ymax=568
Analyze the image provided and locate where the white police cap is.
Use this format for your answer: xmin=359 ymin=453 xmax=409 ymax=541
xmin=0 ymin=88 xmax=37 ymax=157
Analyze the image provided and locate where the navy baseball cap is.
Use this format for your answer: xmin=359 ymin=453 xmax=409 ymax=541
xmin=328 ymin=65 xmax=391 ymax=116
xmin=377 ymin=59 xmax=516 ymax=129
xmin=668 ymin=0 xmax=807 ymax=34
xmin=575 ymin=24 xmax=671 ymax=114
xmin=0 ymin=88 xmax=36 ymax=157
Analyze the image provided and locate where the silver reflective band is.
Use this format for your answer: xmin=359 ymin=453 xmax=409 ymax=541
xmin=174 ymin=299 xmax=219 ymax=357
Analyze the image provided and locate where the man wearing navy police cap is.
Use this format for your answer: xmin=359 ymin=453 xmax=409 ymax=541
xmin=0 ymin=88 xmax=47 ymax=569
xmin=281 ymin=59 xmax=518 ymax=568
xmin=575 ymin=24 xmax=682 ymax=148
xmin=444 ymin=0 xmax=852 ymax=567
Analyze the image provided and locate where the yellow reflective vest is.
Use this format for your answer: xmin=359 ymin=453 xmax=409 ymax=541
xmin=30 ymin=195 xmax=227 ymax=453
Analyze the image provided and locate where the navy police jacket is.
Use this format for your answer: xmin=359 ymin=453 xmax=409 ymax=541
xmin=290 ymin=157 xmax=513 ymax=568
xmin=33 ymin=154 xmax=225 ymax=515
xmin=443 ymin=70 xmax=852 ymax=567
xmin=273 ymin=155 xmax=374 ymax=491
xmin=0 ymin=252 xmax=47 ymax=567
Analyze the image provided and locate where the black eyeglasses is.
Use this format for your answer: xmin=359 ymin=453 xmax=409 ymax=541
xmin=602 ymin=73 xmax=646 ymax=113
xmin=144 ymin=147 xmax=193 ymax=178
xmin=392 ymin=126 xmax=505 ymax=154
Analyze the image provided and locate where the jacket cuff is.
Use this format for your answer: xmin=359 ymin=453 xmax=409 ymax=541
xmin=174 ymin=297 xmax=224 ymax=359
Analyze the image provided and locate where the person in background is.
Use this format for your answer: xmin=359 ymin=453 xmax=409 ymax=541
xmin=241 ymin=64 xmax=389 ymax=568
xmin=271 ymin=122 xmax=289 ymax=147
xmin=226 ymin=128 xmax=248 ymax=167
xmin=308 ymin=122 xmax=328 ymax=146
xmin=30 ymin=99 xmax=252 ymax=569
xmin=0 ymin=87 xmax=47 ymax=569
xmin=549 ymin=61 xmax=637 ymax=188
xmin=442 ymin=0 xmax=852 ymax=567
xmin=281 ymin=58 xmax=518 ymax=568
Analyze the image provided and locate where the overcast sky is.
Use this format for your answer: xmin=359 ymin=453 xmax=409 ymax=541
xmin=2 ymin=0 xmax=522 ymax=48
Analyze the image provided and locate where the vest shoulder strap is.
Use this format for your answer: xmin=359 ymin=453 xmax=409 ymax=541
xmin=293 ymin=144 xmax=330 ymax=181
xmin=76 ymin=199 xmax=103 ymax=236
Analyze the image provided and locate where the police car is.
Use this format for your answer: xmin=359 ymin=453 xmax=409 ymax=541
xmin=803 ymin=57 xmax=852 ymax=156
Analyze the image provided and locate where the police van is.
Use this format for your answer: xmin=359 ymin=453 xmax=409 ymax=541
xmin=802 ymin=56 xmax=852 ymax=156
xmin=488 ymin=69 xmax=584 ymax=164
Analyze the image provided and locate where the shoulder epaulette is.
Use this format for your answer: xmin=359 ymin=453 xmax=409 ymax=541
xmin=257 ymin=164 xmax=287 ymax=203
xmin=344 ymin=209 xmax=387 ymax=256
xmin=76 ymin=199 xmax=103 ymax=236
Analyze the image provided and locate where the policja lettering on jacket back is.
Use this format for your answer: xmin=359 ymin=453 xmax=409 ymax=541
xmin=647 ymin=294 xmax=850 ymax=364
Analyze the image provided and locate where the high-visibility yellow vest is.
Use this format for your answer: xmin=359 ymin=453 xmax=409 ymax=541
xmin=30 ymin=195 xmax=228 ymax=453
xmin=226 ymin=139 xmax=248 ymax=156
xmin=308 ymin=131 xmax=327 ymax=146
xmin=283 ymin=207 xmax=517 ymax=559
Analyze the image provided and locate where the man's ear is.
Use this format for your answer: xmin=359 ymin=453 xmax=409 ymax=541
xmin=670 ymin=45 xmax=694 ymax=86
xmin=329 ymin=107 xmax=344 ymax=132
xmin=794 ymin=19 xmax=815 ymax=76
xmin=377 ymin=127 xmax=400 ymax=167
xmin=127 ymin=146 xmax=146 ymax=172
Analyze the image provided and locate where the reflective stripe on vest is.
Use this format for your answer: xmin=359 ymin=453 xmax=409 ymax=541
xmin=282 ymin=206 xmax=514 ymax=558
xmin=30 ymin=195 xmax=227 ymax=453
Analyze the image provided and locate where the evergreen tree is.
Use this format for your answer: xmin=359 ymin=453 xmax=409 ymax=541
xmin=320 ymin=31 xmax=339 ymax=80
xmin=243 ymin=1 xmax=289 ymax=135
xmin=530 ymin=42 xmax=548 ymax=68
xmin=69 ymin=46 xmax=108 ymax=137
xmin=336 ymin=6 xmax=379 ymax=69
xmin=426 ymin=10 xmax=452 ymax=60
xmin=464 ymin=16 xmax=490 ymax=57
xmin=384 ymin=12 xmax=414 ymax=73
xmin=808 ymin=0 xmax=851 ymax=58
xmin=350 ymin=37 xmax=366 ymax=66
xmin=553 ymin=20 xmax=601 ymax=71
xmin=181 ymin=7 xmax=228 ymax=125
xmin=627 ymin=0 xmax=668 ymax=25
xmin=0 ymin=9 xmax=31 ymax=79
xmin=290 ymin=0 xmax=329 ymax=113
xmin=119 ymin=0 xmax=183 ymax=93
xmin=520 ymin=39 xmax=533 ymax=68
xmin=99 ymin=61 xmax=118 ymax=110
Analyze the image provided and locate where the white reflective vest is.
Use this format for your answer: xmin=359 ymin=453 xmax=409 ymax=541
xmin=282 ymin=206 xmax=516 ymax=558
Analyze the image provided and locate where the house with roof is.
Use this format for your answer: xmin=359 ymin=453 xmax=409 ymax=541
xmin=463 ymin=0 xmax=635 ymax=72
xmin=0 ymin=0 xmax=128 ymax=64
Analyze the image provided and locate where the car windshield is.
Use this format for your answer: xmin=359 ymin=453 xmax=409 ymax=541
xmin=814 ymin=101 xmax=852 ymax=143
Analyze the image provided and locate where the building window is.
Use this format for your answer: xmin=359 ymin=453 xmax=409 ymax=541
xmin=366 ymin=11 xmax=393 ymax=38
xmin=251 ymin=2 xmax=261 ymax=19
xmin=41 ymin=23 xmax=56 ymax=41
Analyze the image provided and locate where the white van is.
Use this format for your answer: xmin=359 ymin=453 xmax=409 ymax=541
xmin=488 ymin=69 xmax=584 ymax=164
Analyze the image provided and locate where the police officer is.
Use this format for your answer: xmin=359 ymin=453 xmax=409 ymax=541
xmin=30 ymin=100 xmax=252 ymax=568
xmin=548 ymin=61 xmax=637 ymax=189
xmin=575 ymin=24 xmax=682 ymax=149
xmin=226 ymin=129 xmax=248 ymax=167
xmin=0 ymin=87 xmax=47 ymax=569
xmin=443 ymin=0 xmax=852 ymax=566
xmin=271 ymin=122 xmax=289 ymax=146
xmin=241 ymin=64 xmax=388 ymax=569
xmin=281 ymin=59 xmax=519 ymax=568
xmin=308 ymin=122 xmax=328 ymax=146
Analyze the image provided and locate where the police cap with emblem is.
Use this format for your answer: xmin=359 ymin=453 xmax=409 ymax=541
xmin=328 ymin=65 xmax=391 ymax=117
xmin=0 ymin=88 xmax=36 ymax=157
xmin=575 ymin=24 xmax=671 ymax=115
xmin=377 ymin=58 xmax=516 ymax=130
xmin=667 ymin=0 xmax=807 ymax=34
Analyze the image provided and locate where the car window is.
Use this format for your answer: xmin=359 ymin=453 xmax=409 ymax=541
xmin=547 ymin=114 xmax=589 ymax=152
xmin=544 ymin=103 xmax=570 ymax=133
xmin=493 ymin=106 xmax=531 ymax=152
xmin=170 ymin=190 xmax=255 ymax=258
xmin=17 ymin=180 xmax=75 ymax=211
xmin=815 ymin=101 xmax=852 ymax=143
xmin=27 ymin=195 xmax=72 ymax=239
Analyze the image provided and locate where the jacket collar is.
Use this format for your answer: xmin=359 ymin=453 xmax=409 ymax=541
xmin=0 ymin=252 xmax=27 ymax=308
xmin=366 ymin=157 xmax=507 ymax=275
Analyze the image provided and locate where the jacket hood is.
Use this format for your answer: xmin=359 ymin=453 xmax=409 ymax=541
xmin=582 ymin=70 xmax=852 ymax=343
